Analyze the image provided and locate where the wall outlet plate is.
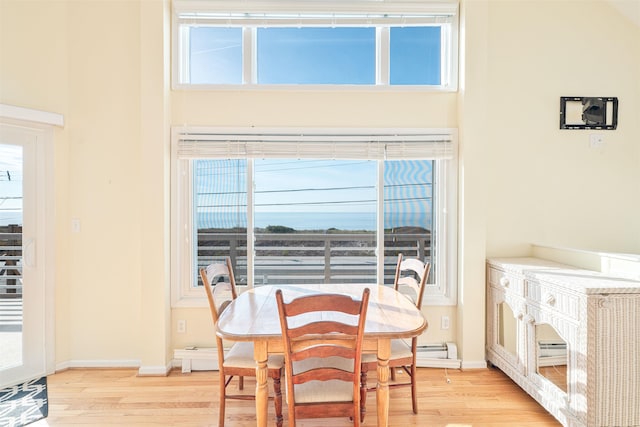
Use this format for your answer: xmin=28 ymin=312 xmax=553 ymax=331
xmin=589 ymin=134 xmax=605 ymax=147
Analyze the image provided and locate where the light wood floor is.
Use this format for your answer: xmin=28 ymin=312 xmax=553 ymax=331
xmin=39 ymin=367 xmax=561 ymax=427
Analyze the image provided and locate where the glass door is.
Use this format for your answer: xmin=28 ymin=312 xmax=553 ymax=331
xmin=0 ymin=123 xmax=49 ymax=388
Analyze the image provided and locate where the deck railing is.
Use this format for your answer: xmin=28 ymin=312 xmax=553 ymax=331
xmin=0 ymin=226 xmax=432 ymax=296
xmin=0 ymin=225 xmax=22 ymax=297
xmin=197 ymin=231 xmax=432 ymax=285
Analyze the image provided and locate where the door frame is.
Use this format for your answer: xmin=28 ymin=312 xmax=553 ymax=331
xmin=0 ymin=104 xmax=60 ymax=387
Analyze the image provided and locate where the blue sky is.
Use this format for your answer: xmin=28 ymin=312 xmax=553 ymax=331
xmin=254 ymin=159 xmax=377 ymax=214
xmin=257 ymin=27 xmax=376 ymax=84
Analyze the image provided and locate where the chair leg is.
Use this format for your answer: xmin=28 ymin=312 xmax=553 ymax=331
xmin=410 ymin=363 xmax=417 ymax=414
xmin=359 ymin=369 xmax=368 ymax=422
xmin=273 ymin=375 xmax=283 ymax=427
xmin=219 ymin=372 xmax=226 ymax=427
xmin=354 ymin=403 xmax=360 ymax=427
xmin=238 ymin=375 xmax=244 ymax=390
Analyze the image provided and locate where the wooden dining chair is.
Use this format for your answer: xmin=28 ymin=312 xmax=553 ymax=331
xmin=360 ymin=253 xmax=431 ymax=420
xmin=275 ymin=287 xmax=370 ymax=427
xmin=200 ymin=258 xmax=284 ymax=427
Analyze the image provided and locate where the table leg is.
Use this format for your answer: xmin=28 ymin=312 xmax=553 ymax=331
xmin=254 ymin=341 xmax=269 ymax=427
xmin=376 ymin=339 xmax=391 ymax=427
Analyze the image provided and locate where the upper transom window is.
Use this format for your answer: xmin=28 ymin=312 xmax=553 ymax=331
xmin=173 ymin=1 xmax=459 ymax=90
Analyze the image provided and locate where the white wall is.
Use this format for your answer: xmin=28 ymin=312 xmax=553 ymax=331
xmin=485 ymin=0 xmax=640 ymax=256
xmin=64 ymin=0 xmax=145 ymax=366
xmin=1 ymin=0 xmax=171 ymax=371
xmin=1 ymin=0 xmax=638 ymax=371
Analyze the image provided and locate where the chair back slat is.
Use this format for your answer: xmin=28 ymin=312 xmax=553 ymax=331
xmin=294 ymin=367 xmax=354 ymax=384
xmin=282 ymin=293 xmax=363 ymax=316
xmin=289 ymin=321 xmax=359 ymax=338
xmin=292 ymin=344 xmax=356 ymax=361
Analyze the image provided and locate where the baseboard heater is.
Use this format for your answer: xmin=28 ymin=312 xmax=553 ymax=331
xmin=174 ymin=347 xmax=218 ymax=373
xmin=415 ymin=342 xmax=461 ymax=369
xmin=176 ymin=342 xmax=462 ymax=373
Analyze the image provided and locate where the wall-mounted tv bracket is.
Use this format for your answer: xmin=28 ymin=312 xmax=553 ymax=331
xmin=559 ymin=96 xmax=618 ymax=130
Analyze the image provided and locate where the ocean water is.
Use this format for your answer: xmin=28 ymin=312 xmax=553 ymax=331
xmin=198 ymin=211 xmax=431 ymax=231
xmin=255 ymin=212 xmax=377 ymax=231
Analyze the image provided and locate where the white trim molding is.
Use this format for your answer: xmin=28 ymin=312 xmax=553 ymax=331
xmin=0 ymin=104 xmax=64 ymax=127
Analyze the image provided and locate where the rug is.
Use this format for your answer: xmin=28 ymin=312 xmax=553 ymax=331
xmin=0 ymin=377 xmax=48 ymax=427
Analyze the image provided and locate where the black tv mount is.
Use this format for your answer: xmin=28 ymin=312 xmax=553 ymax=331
xmin=559 ymin=96 xmax=618 ymax=130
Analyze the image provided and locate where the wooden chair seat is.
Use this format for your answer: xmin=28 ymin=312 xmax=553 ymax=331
xmin=295 ymin=379 xmax=354 ymax=403
xmin=224 ymin=342 xmax=284 ymax=370
xmin=361 ymin=339 xmax=412 ymax=366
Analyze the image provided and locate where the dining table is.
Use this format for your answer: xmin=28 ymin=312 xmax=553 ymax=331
xmin=215 ymin=283 xmax=428 ymax=427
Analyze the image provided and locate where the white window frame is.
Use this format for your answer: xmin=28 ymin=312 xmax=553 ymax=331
xmin=170 ymin=127 xmax=458 ymax=307
xmin=172 ymin=0 xmax=459 ymax=91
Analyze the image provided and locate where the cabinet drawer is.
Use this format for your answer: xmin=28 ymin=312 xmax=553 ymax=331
xmin=488 ymin=267 xmax=524 ymax=296
xmin=527 ymin=280 xmax=581 ymax=320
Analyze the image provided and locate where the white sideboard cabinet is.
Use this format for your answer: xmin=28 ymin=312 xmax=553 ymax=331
xmin=486 ymin=257 xmax=640 ymax=427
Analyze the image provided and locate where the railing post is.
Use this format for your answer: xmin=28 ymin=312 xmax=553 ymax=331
xmin=229 ymin=236 xmax=237 ymax=270
xmin=417 ymin=238 xmax=425 ymax=261
xmin=324 ymin=236 xmax=331 ymax=282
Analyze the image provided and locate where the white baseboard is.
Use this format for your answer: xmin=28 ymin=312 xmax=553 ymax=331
xmin=55 ymin=359 xmax=141 ymax=372
xmin=55 ymin=359 xmax=172 ymax=376
xmin=138 ymin=365 xmax=172 ymax=376
xmin=461 ymin=360 xmax=488 ymax=369
xmin=416 ymin=358 xmax=462 ymax=369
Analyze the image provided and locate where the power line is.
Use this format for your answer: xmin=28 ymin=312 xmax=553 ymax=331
xmin=256 ymin=184 xmax=373 ymax=194
xmin=196 ymin=182 xmax=432 ymax=197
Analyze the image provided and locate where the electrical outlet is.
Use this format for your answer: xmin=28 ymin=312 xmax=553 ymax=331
xmin=177 ymin=320 xmax=186 ymax=334
xmin=441 ymin=316 xmax=450 ymax=330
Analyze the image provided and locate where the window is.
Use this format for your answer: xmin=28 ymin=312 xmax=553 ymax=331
xmin=173 ymin=1 xmax=458 ymax=89
xmin=187 ymin=27 xmax=242 ymax=85
xmin=257 ymin=27 xmax=376 ymax=85
xmin=171 ymin=127 xmax=458 ymax=307
xmin=390 ymin=27 xmax=441 ymax=85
